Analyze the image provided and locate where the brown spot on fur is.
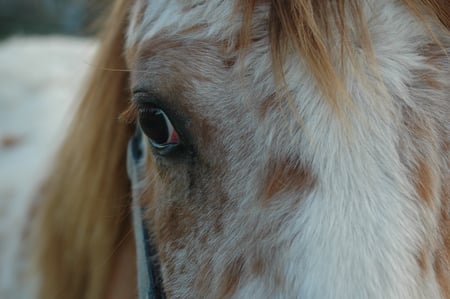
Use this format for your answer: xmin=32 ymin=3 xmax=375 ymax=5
xmin=401 ymin=106 xmax=440 ymax=208
xmin=165 ymin=260 xmax=176 ymax=279
xmin=220 ymin=256 xmax=245 ymax=297
xmin=417 ymin=248 xmax=428 ymax=276
xmin=402 ymin=107 xmax=430 ymax=141
xmin=417 ymin=42 xmax=447 ymax=90
xmin=443 ymin=140 xmax=450 ymax=153
xmin=261 ymin=158 xmax=316 ymax=204
xmin=194 ymin=258 xmax=214 ymax=294
xmin=259 ymin=94 xmax=277 ymax=119
xmin=414 ymin=159 xmax=435 ymax=206
xmin=213 ymin=214 xmax=224 ymax=234
xmin=435 ymin=248 xmax=450 ymax=298
xmin=223 ymin=57 xmax=237 ymax=68
xmin=194 ymin=114 xmax=219 ymax=148
xmin=251 ymin=256 xmax=265 ymax=276
xmin=420 ymin=71 xmax=444 ymax=89
xmin=199 ymin=231 xmax=209 ymax=245
xmin=156 ymin=202 xmax=196 ymax=245
xmin=421 ymin=43 xmax=448 ymax=65
xmin=434 ymin=185 xmax=450 ymax=298
xmin=178 ymin=23 xmax=209 ymax=35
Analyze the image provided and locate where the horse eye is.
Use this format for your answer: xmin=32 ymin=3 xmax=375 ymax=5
xmin=138 ymin=105 xmax=180 ymax=151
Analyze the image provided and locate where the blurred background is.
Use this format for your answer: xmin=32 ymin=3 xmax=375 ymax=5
xmin=0 ymin=0 xmax=109 ymax=38
xmin=0 ymin=1 xmax=111 ymax=297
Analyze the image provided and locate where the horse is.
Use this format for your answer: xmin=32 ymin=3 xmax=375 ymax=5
xmin=30 ymin=0 xmax=449 ymax=298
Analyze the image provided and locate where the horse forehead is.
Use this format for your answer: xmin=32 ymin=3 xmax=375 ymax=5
xmin=126 ymin=0 xmax=240 ymax=50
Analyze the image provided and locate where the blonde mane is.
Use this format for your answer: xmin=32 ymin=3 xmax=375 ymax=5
xmin=32 ymin=1 xmax=133 ymax=298
xmin=32 ymin=0 xmax=449 ymax=298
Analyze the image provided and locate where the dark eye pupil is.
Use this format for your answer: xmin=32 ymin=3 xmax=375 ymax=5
xmin=139 ymin=108 xmax=169 ymax=145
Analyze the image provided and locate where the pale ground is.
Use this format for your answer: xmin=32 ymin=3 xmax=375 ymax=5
xmin=0 ymin=36 xmax=97 ymax=299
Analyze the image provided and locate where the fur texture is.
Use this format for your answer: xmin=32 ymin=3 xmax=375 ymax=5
xmin=33 ymin=0 xmax=449 ymax=298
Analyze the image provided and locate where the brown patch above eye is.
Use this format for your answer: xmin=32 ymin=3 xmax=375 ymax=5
xmin=261 ymin=158 xmax=316 ymax=205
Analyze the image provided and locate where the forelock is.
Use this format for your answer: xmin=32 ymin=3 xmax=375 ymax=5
xmin=126 ymin=0 xmax=247 ymax=50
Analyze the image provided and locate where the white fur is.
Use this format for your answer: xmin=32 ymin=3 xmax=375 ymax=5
xmin=126 ymin=1 xmax=449 ymax=298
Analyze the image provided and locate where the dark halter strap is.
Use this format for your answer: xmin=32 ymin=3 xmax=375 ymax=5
xmin=127 ymin=126 xmax=166 ymax=299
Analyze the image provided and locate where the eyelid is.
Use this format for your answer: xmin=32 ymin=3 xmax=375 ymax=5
xmin=133 ymin=91 xmax=163 ymax=108
xmin=132 ymin=91 xmax=185 ymax=128
xmin=133 ymin=96 xmax=177 ymax=132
